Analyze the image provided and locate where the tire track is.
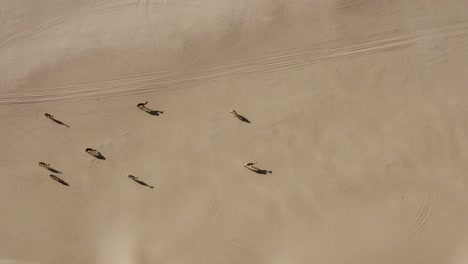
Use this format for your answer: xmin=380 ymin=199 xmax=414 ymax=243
xmin=0 ymin=8 xmax=5 ymax=32
xmin=33 ymin=10 xmax=68 ymax=36
xmin=0 ymin=8 xmax=29 ymax=48
xmin=430 ymin=39 xmax=468 ymax=65
xmin=211 ymin=120 xmax=439 ymax=255
xmin=339 ymin=121 xmax=438 ymax=255
xmin=2 ymin=22 xmax=464 ymax=95
xmin=92 ymin=0 xmax=134 ymax=16
xmin=48 ymin=1 xmax=95 ymax=66
xmin=0 ymin=6 xmax=74 ymax=49
xmin=2 ymin=20 xmax=468 ymax=105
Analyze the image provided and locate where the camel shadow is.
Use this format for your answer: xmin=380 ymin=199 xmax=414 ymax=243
xmin=140 ymin=107 xmax=164 ymax=116
xmin=133 ymin=179 xmax=154 ymax=188
xmin=94 ymin=153 xmax=106 ymax=160
xmin=45 ymin=113 xmax=69 ymax=127
xmin=50 ymin=118 xmax=70 ymax=128
xmin=128 ymin=175 xmax=153 ymax=189
xmin=237 ymin=115 xmax=251 ymax=123
xmin=47 ymin=167 xmax=62 ymax=174
xmin=49 ymin=174 xmax=69 ymax=186
xmin=247 ymin=167 xmax=272 ymax=174
xmin=39 ymin=162 xmax=62 ymax=174
xmin=145 ymin=109 xmax=164 ymax=116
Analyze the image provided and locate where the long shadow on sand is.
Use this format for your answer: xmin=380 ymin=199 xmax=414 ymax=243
xmin=39 ymin=162 xmax=63 ymax=174
xmin=47 ymin=167 xmax=62 ymax=174
xmin=93 ymin=153 xmax=106 ymax=160
xmin=49 ymin=174 xmax=69 ymax=186
xmin=246 ymin=166 xmax=272 ymax=174
xmin=139 ymin=107 xmax=164 ymax=116
xmin=50 ymin=118 xmax=70 ymax=128
xmin=45 ymin=114 xmax=70 ymax=128
xmin=236 ymin=115 xmax=251 ymax=123
xmin=128 ymin=175 xmax=154 ymax=189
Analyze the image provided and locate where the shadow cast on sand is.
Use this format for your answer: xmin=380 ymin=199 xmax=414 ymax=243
xmin=247 ymin=167 xmax=272 ymax=174
xmin=237 ymin=115 xmax=251 ymax=123
xmin=50 ymin=118 xmax=70 ymax=128
xmin=94 ymin=153 xmax=106 ymax=160
xmin=47 ymin=167 xmax=62 ymax=174
xmin=140 ymin=107 xmax=164 ymax=116
xmin=45 ymin=114 xmax=69 ymax=128
xmin=128 ymin=175 xmax=154 ymax=189
xmin=50 ymin=174 xmax=69 ymax=186
xmin=39 ymin=162 xmax=62 ymax=174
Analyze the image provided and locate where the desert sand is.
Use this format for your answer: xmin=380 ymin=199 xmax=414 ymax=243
xmin=1 ymin=0 xmax=468 ymax=263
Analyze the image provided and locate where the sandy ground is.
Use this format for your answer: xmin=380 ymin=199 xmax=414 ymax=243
xmin=1 ymin=0 xmax=468 ymax=263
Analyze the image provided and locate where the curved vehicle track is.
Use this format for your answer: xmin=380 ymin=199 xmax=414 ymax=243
xmin=2 ymin=20 xmax=468 ymax=105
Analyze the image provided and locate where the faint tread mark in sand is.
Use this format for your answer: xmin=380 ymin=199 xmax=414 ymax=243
xmin=0 ymin=22 xmax=465 ymax=103
xmin=93 ymin=0 xmax=135 ymax=15
xmin=307 ymin=120 xmax=438 ymax=255
xmin=2 ymin=20 xmax=468 ymax=104
xmin=430 ymin=38 xmax=468 ymax=64
xmin=0 ymin=7 xmax=74 ymax=48
xmin=28 ymin=6 xmax=77 ymax=39
xmin=0 ymin=259 xmax=41 ymax=264
xmin=144 ymin=0 xmax=150 ymax=14
xmin=0 ymin=8 xmax=27 ymax=48
xmin=168 ymin=80 xmax=197 ymax=184
xmin=414 ymin=120 xmax=438 ymax=232
xmin=336 ymin=0 xmax=369 ymax=10
xmin=219 ymin=214 xmax=263 ymax=253
xmin=214 ymin=122 xmax=438 ymax=255
xmin=50 ymin=1 xmax=96 ymax=64
xmin=33 ymin=13 xmax=67 ymax=38
xmin=329 ymin=126 xmax=439 ymax=252
xmin=0 ymin=8 xmax=4 ymax=32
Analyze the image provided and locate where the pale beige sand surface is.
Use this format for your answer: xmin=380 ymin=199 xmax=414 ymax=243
xmin=1 ymin=0 xmax=468 ymax=263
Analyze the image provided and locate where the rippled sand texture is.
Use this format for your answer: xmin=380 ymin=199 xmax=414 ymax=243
xmin=1 ymin=0 xmax=468 ymax=263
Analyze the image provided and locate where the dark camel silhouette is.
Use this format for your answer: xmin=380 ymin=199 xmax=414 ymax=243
xmin=85 ymin=148 xmax=106 ymax=160
xmin=128 ymin=174 xmax=154 ymax=188
xmin=137 ymin=101 xmax=164 ymax=116
xmin=45 ymin=113 xmax=69 ymax=128
xmin=49 ymin=174 xmax=69 ymax=186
